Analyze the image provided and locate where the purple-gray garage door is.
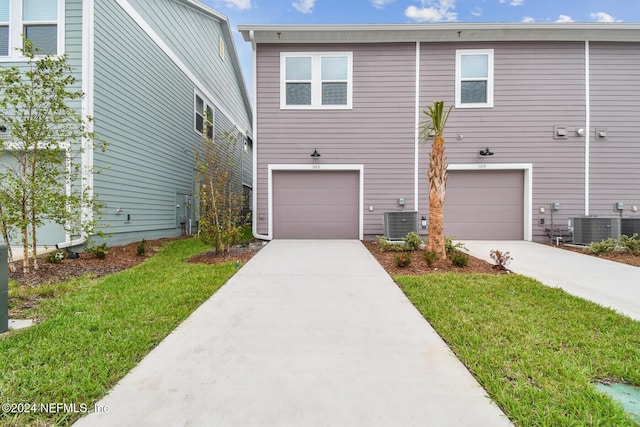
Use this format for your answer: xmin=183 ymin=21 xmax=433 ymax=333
xmin=273 ymin=170 xmax=359 ymax=239
xmin=444 ymin=170 xmax=524 ymax=240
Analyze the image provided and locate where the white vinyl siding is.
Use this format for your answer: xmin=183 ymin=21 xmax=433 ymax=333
xmin=0 ymin=0 xmax=64 ymax=57
xmin=455 ymin=49 xmax=494 ymax=108
xmin=280 ymin=52 xmax=353 ymax=109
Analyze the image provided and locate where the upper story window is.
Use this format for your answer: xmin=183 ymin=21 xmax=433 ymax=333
xmin=0 ymin=0 xmax=64 ymax=58
xmin=280 ymin=52 xmax=353 ymax=109
xmin=195 ymin=93 xmax=213 ymax=138
xmin=455 ymin=49 xmax=494 ymax=108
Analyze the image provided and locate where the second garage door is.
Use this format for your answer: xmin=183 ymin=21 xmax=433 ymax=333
xmin=444 ymin=170 xmax=524 ymax=240
xmin=273 ymin=170 xmax=359 ymax=239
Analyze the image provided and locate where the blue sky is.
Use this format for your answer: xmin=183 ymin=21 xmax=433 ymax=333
xmin=199 ymin=0 xmax=639 ymax=93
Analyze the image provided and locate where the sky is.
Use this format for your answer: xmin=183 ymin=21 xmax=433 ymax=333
xmin=199 ymin=0 xmax=640 ymax=94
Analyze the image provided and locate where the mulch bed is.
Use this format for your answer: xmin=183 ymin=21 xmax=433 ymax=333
xmin=549 ymin=244 xmax=640 ymax=267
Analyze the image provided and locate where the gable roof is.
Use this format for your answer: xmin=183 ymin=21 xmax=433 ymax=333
xmin=239 ymin=23 xmax=640 ymax=45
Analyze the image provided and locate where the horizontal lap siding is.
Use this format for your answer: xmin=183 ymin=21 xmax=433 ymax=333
xmin=589 ymin=42 xmax=640 ymax=217
xmin=420 ymin=42 xmax=586 ymax=242
xmin=256 ymin=43 xmax=416 ymax=237
xmin=93 ymin=1 xmax=199 ymax=240
xmin=126 ymin=0 xmax=251 ymax=135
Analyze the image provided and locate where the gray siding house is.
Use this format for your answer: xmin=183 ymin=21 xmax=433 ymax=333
xmin=239 ymin=24 xmax=640 ymax=243
xmin=0 ymin=0 xmax=252 ymax=248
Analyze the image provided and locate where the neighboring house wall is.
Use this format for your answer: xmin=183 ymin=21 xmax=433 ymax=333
xmin=90 ymin=0 xmax=251 ymax=246
xmin=0 ymin=0 xmax=83 ymax=246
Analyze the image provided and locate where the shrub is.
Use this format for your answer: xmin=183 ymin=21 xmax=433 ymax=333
xmin=445 ymin=235 xmax=467 ymax=255
xmin=619 ymin=234 xmax=640 ymax=255
xmin=136 ymin=239 xmax=146 ymax=257
xmin=404 ymin=232 xmax=423 ymax=251
xmin=587 ymin=238 xmax=617 ymax=255
xmin=85 ymin=243 xmax=108 ymax=259
xmin=394 ymin=252 xmax=412 ymax=267
xmin=490 ymin=249 xmax=513 ymax=270
xmin=44 ymin=251 xmax=65 ymax=264
xmin=377 ymin=235 xmax=404 ymax=252
xmin=423 ymin=251 xmax=439 ymax=267
xmin=450 ymin=251 xmax=469 ymax=267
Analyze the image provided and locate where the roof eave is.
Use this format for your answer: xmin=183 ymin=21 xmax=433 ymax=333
xmin=238 ymin=23 xmax=640 ymax=44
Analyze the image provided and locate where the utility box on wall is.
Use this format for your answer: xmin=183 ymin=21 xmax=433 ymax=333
xmin=1 ymin=243 xmax=8 ymax=334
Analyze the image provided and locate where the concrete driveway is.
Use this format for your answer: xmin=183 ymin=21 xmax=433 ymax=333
xmin=75 ymin=240 xmax=511 ymax=427
xmin=463 ymin=241 xmax=640 ymax=321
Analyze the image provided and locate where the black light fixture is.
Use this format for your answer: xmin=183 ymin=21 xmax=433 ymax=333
xmin=479 ymin=147 xmax=494 ymax=156
xmin=310 ymin=149 xmax=321 ymax=158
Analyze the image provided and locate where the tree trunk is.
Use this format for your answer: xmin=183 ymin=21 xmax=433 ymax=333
xmin=426 ymin=134 xmax=448 ymax=260
xmin=31 ymin=218 xmax=39 ymax=270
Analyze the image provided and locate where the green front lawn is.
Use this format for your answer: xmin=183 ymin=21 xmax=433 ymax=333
xmin=1 ymin=238 xmax=236 ymax=427
xmin=397 ymin=273 xmax=640 ymax=426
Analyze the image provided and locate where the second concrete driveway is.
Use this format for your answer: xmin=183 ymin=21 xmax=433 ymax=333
xmin=463 ymin=240 xmax=640 ymax=321
xmin=75 ymin=240 xmax=511 ymax=427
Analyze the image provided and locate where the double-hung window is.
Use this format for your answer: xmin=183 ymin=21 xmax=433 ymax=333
xmin=0 ymin=0 xmax=64 ymax=58
xmin=195 ymin=94 xmax=213 ymax=138
xmin=455 ymin=49 xmax=494 ymax=108
xmin=281 ymin=52 xmax=352 ymax=109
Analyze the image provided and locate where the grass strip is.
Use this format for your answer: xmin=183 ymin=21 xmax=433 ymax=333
xmin=0 ymin=238 xmax=236 ymax=426
xmin=396 ymin=273 xmax=640 ymax=427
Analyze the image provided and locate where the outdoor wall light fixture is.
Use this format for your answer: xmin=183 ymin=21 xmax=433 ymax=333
xmin=576 ymin=128 xmax=586 ymax=136
xmin=310 ymin=149 xmax=321 ymax=158
xmin=479 ymin=147 xmax=494 ymax=156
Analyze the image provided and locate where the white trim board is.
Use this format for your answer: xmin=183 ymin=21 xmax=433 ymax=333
xmin=267 ymin=164 xmax=365 ymax=240
xmin=448 ymin=163 xmax=533 ymax=241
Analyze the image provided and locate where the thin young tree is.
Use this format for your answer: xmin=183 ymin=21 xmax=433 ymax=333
xmin=0 ymin=38 xmax=102 ymax=274
xmin=194 ymin=121 xmax=246 ymax=255
xmin=421 ymin=100 xmax=453 ymax=260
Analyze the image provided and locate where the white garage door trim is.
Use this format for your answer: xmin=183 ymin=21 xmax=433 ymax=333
xmin=268 ymin=164 xmax=364 ymax=240
xmin=447 ymin=163 xmax=533 ymax=241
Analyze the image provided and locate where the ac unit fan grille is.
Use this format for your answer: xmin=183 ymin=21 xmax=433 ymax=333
xmin=383 ymin=211 xmax=418 ymax=240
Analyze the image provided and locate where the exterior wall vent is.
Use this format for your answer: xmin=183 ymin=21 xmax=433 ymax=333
xmin=571 ymin=217 xmax=621 ymax=245
xmin=383 ymin=211 xmax=418 ymax=240
xmin=621 ymin=218 xmax=640 ymax=237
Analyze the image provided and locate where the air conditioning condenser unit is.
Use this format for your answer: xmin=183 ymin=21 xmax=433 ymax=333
xmin=383 ymin=211 xmax=418 ymax=241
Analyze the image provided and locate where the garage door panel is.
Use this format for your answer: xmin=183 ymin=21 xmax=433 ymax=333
xmin=273 ymin=171 xmax=359 ymax=239
xmin=445 ymin=170 xmax=524 ymax=240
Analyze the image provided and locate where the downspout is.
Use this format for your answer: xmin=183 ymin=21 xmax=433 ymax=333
xmin=58 ymin=0 xmax=95 ymax=250
xmin=584 ymin=40 xmax=590 ymax=216
xmin=250 ymin=30 xmax=269 ymax=240
xmin=414 ymin=41 xmax=420 ymax=215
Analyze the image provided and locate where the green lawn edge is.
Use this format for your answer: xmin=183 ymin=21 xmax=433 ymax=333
xmin=1 ymin=238 xmax=236 ymax=426
xmin=396 ymin=273 xmax=640 ymax=427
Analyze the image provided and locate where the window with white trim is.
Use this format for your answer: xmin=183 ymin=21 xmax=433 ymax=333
xmin=195 ymin=94 xmax=213 ymax=138
xmin=0 ymin=0 xmax=64 ymax=58
xmin=455 ymin=49 xmax=494 ymax=108
xmin=281 ymin=52 xmax=352 ymax=109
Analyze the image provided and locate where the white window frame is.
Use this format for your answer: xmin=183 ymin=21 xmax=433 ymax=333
xmin=455 ymin=49 xmax=494 ymax=109
xmin=280 ymin=52 xmax=353 ymax=110
xmin=1 ymin=0 xmax=65 ymax=60
xmin=194 ymin=92 xmax=214 ymax=138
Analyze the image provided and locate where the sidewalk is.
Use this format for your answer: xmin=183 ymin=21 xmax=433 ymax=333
xmin=74 ymin=240 xmax=511 ymax=426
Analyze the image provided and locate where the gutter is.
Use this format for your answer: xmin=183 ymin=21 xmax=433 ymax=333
xmin=249 ymin=30 xmax=270 ymax=241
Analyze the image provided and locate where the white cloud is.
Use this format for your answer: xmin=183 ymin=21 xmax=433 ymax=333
xmin=510 ymin=0 xmax=524 ymax=6
xmin=292 ymin=0 xmax=315 ymax=14
xmin=521 ymin=16 xmax=535 ymax=23
xmin=405 ymin=0 xmax=457 ymax=22
xmin=591 ymin=12 xmax=622 ymax=23
xmin=223 ymin=0 xmax=251 ymax=10
xmin=555 ymin=15 xmax=574 ymax=23
xmin=371 ymin=0 xmax=396 ymax=9
xmin=471 ymin=7 xmax=482 ymax=17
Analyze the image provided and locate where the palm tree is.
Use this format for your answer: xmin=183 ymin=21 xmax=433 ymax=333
xmin=421 ymin=101 xmax=453 ymax=260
